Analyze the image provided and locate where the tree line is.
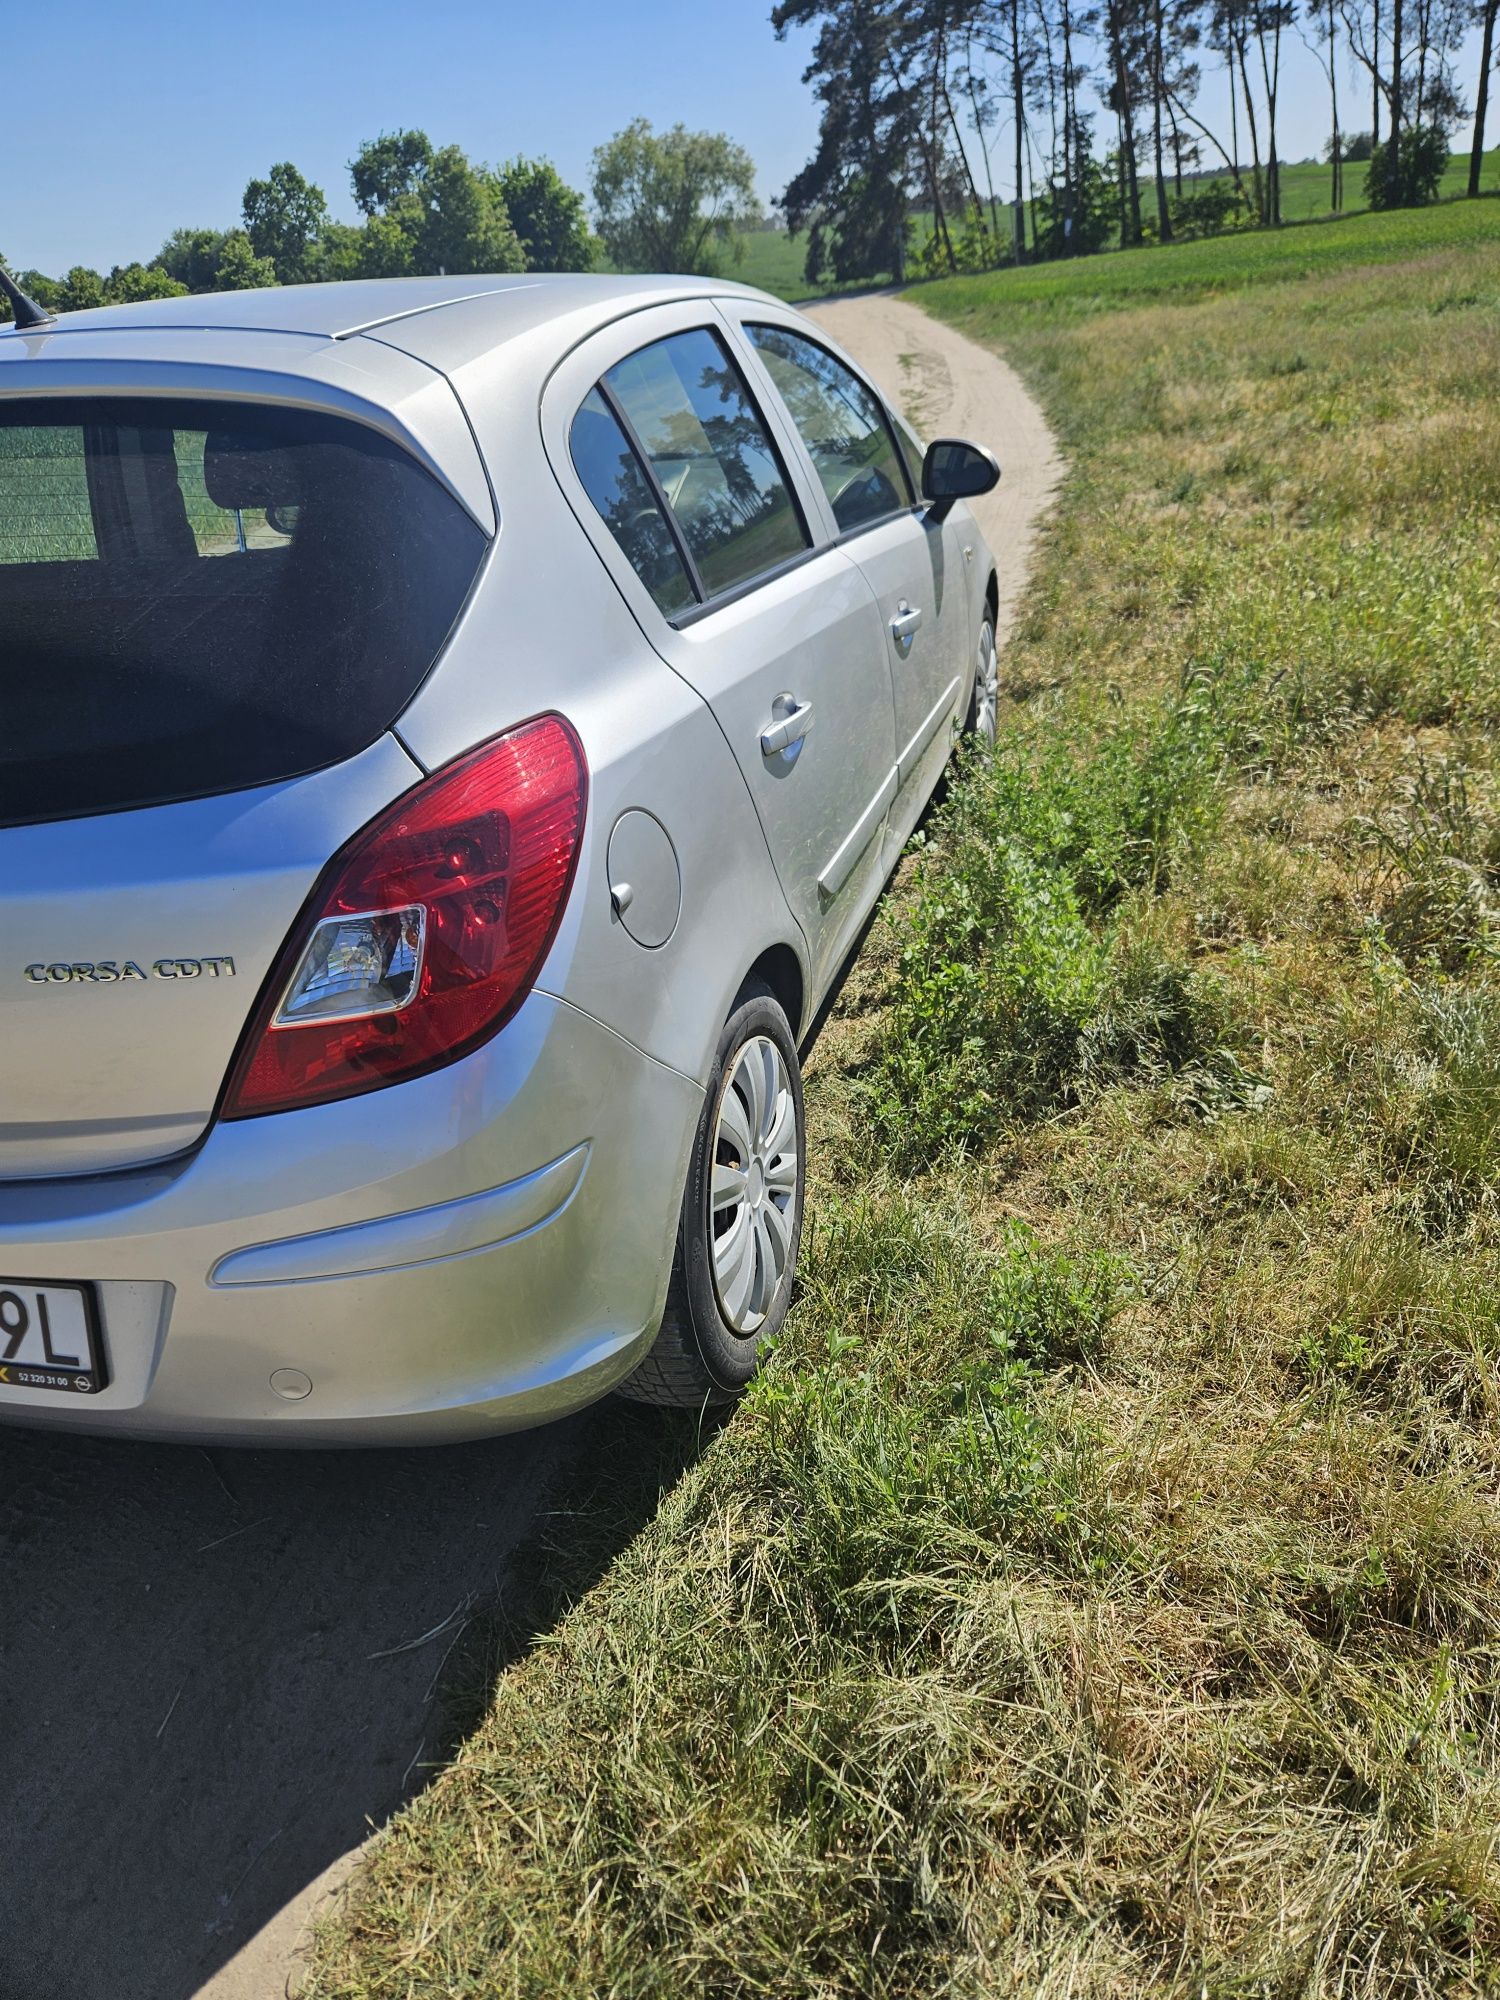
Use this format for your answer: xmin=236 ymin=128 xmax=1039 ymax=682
xmin=773 ymin=0 xmax=1500 ymax=281
xmin=9 ymin=3 xmax=1497 ymax=324
xmin=1 ymin=120 xmax=760 ymax=317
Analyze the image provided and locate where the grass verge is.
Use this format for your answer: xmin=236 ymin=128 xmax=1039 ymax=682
xmin=305 ymin=198 xmax=1500 ymax=1997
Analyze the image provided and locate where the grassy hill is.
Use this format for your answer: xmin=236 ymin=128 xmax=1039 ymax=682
xmin=732 ymin=147 xmax=1500 ymax=300
xmin=918 ymin=182 xmax=1500 ymax=310
xmin=1224 ymin=142 xmax=1499 ymax=220
xmin=307 ymin=198 xmax=1500 ymax=1998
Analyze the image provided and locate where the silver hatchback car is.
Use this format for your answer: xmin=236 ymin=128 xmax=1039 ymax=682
xmin=0 ymin=273 xmax=999 ymax=1444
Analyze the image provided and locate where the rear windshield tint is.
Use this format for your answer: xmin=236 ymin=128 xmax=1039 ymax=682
xmin=0 ymin=398 xmax=488 ymax=828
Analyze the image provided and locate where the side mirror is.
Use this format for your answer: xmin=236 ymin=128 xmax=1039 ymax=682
xmin=921 ymin=438 xmax=1001 ymax=512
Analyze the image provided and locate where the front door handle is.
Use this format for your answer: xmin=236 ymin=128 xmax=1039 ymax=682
xmin=760 ymin=696 xmax=815 ymax=757
xmin=890 ymin=601 xmax=923 ymax=652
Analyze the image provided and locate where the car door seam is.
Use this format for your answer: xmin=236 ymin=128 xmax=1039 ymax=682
xmin=534 ymin=311 xmax=813 ymax=974
xmin=818 ymin=766 xmax=898 ymax=900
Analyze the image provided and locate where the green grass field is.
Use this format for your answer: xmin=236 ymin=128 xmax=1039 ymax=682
xmin=306 ymin=198 xmax=1500 ymax=1997
xmin=729 ymin=148 xmax=1500 ymax=301
xmin=729 ymin=224 xmax=835 ymax=299
xmin=1217 ymin=143 xmax=1500 ymax=221
xmin=918 ymin=183 xmax=1500 ymax=313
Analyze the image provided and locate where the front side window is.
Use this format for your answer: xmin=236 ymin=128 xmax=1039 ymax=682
xmin=601 ymin=329 xmax=808 ymax=601
xmin=746 ymin=325 xmax=912 ymax=534
xmin=0 ymin=399 xmax=487 ymax=828
xmin=891 ymin=414 xmax=927 ymax=497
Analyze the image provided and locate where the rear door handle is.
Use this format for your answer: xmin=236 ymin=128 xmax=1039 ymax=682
xmin=890 ymin=601 xmax=923 ymax=650
xmin=760 ymin=697 xmax=815 ymax=756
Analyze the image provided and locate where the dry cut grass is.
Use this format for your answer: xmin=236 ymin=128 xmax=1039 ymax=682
xmin=304 ymin=207 xmax=1500 ymax=1998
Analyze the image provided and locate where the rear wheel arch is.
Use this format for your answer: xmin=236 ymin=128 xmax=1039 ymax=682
xmin=740 ymin=943 xmax=804 ymax=1044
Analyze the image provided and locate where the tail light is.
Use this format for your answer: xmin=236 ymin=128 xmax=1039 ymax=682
xmin=223 ymin=715 xmax=587 ymax=1119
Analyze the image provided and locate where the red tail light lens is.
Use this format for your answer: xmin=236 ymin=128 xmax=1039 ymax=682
xmin=223 ymin=715 xmax=587 ymax=1119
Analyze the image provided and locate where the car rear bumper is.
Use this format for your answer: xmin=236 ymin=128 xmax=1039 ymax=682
xmin=0 ymin=994 xmax=701 ymax=1444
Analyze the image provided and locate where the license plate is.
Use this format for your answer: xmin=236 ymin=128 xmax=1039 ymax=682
xmin=0 ymin=1281 xmax=106 ymax=1396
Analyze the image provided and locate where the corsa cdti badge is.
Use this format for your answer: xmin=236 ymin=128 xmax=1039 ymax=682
xmin=23 ymin=957 xmax=237 ymax=984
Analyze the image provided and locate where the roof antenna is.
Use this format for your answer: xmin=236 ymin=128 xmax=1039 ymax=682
xmin=0 ymin=265 xmax=57 ymax=331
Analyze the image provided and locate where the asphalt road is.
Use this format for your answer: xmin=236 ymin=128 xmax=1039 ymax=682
xmin=0 ymin=1419 xmax=586 ymax=1999
xmin=0 ymin=293 xmax=1061 ymax=2000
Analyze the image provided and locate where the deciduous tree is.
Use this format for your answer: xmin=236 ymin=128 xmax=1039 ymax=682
xmin=347 ymin=136 xmax=524 ymax=274
xmin=418 ymin=146 xmax=525 ymax=273
xmin=103 ymin=263 xmax=190 ymax=304
xmin=242 ymin=163 xmax=330 ymax=284
xmin=58 ymin=266 xmax=107 ymax=311
xmin=351 ymin=130 xmax=435 ymax=216
xmin=493 ymin=159 xmax=593 ymax=270
xmin=1366 ymin=114 xmax=1450 ymax=199
xmin=213 ymin=231 xmax=278 ymax=290
xmin=591 ymin=119 xmax=760 ymax=276
xmin=155 ymin=227 xmax=231 ymax=292
xmin=12 ymin=269 xmax=62 ymax=312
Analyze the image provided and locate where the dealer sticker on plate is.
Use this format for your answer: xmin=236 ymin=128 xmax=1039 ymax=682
xmin=0 ymin=1281 xmax=106 ymax=1395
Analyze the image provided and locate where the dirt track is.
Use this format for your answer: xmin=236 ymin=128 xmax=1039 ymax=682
xmin=805 ymin=290 xmax=1063 ymax=642
xmin=0 ymin=293 xmax=1061 ymax=2000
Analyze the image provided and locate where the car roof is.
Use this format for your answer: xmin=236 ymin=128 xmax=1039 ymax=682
xmin=13 ymin=273 xmax=770 ymax=352
xmin=0 ymin=273 xmax=812 ymax=535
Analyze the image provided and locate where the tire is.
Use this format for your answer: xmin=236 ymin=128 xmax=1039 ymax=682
xmin=965 ymin=610 xmax=999 ymax=744
xmin=616 ymin=982 xmax=805 ymax=1409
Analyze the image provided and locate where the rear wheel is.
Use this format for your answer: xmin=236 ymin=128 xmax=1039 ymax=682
xmin=617 ymin=983 xmax=805 ymax=1408
xmin=966 ymin=611 xmax=999 ymax=744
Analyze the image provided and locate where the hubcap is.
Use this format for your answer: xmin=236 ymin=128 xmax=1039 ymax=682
xmin=973 ymin=618 xmax=998 ymax=743
xmin=709 ymin=1035 xmax=799 ymax=1336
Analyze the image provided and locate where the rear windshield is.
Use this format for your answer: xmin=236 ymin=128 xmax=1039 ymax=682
xmin=0 ymin=398 xmax=488 ymax=828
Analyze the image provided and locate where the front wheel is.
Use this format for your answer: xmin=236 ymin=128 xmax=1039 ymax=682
xmin=617 ymin=984 xmax=805 ymax=1408
xmin=965 ymin=612 xmax=999 ymax=744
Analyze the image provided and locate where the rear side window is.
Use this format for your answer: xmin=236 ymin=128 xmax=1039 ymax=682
xmin=575 ymin=328 xmax=808 ymax=613
xmin=0 ymin=399 xmax=486 ymax=829
xmin=746 ymin=325 xmax=912 ymax=533
xmin=0 ymin=424 xmax=96 ymax=563
xmin=175 ymin=429 xmax=299 ymax=555
xmin=569 ymin=388 xmax=695 ymax=619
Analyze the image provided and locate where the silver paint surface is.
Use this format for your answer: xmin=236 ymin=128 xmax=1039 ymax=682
xmin=0 ymin=273 xmax=996 ymax=1443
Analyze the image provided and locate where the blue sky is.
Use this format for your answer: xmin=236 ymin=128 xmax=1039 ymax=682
xmin=5 ymin=1 xmax=1491 ymax=276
